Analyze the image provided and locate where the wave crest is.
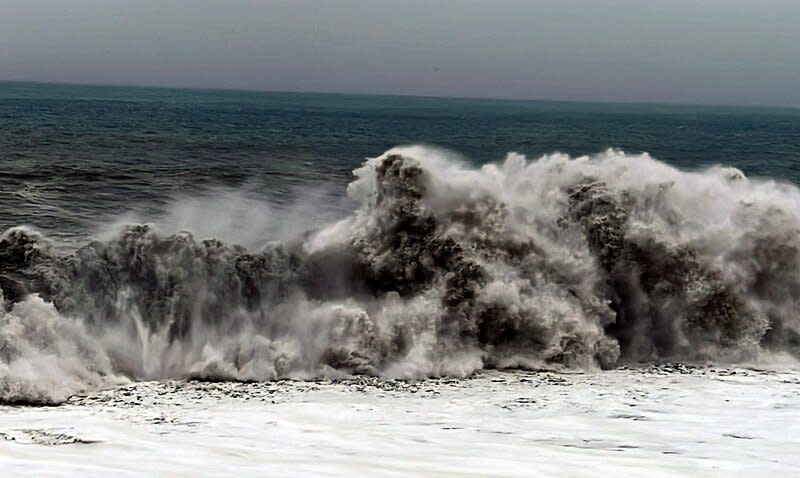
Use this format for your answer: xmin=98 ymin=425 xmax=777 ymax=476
xmin=2 ymin=146 xmax=799 ymax=403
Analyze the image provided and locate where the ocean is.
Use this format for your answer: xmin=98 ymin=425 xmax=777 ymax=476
xmin=2 ymin=81 xmax=798 ymax=246
xmin=2 ymin=78 xmax=800 ymax=382
xmin=2 ymin=81 xmax=800 ymax=476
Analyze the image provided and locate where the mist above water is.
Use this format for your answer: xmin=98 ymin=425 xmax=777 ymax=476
xmin=2 ymin=146 xmax=799 ymax=404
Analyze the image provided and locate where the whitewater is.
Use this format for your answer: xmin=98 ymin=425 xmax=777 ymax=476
xmin=2 ymin=368 xmax=798 ymax=477
xmin=2 ymin=146 xmax=799 ymax=401
xmin=2 ymin=146 xmax=799 ymax=476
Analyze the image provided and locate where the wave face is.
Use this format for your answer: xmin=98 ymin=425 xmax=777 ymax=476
xmin=2 ymin=146 xmax=800 ymax=403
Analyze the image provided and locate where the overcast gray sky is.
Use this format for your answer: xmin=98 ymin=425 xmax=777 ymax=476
xmin=1 ymin=0 xmax=798 ymax=106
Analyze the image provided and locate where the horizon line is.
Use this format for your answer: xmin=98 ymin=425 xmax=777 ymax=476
xmin=1 ymin=78 xmax=798 ymax=112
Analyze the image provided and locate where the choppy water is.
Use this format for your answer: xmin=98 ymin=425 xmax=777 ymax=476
xmin=2 ymin=81 xmax=798 ymax=246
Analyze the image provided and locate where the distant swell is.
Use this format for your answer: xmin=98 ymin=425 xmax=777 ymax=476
xmin=2 ymin=146 xmax=800 ymax=403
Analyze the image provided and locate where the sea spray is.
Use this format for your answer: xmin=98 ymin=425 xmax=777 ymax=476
xmin=2 ymin=146 xmax=799 ymax=403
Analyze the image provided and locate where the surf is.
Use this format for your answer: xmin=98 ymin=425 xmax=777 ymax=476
xmin=2 ymin=146 xmax=799 ymax=404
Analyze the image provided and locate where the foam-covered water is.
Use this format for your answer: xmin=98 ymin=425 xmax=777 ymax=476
xmin=3 ymin=146 xmax=799 ymax=403
xmin=2 ymin=368 xmax=799 ymax=477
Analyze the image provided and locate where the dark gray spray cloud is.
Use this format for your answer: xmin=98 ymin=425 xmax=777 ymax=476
xmin=0 ymin=0 xmax=799 ymax=106
xmin=2 ymin=147 xmax=800 ymax=404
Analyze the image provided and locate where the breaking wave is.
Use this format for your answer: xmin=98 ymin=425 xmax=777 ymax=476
xmin=2 ymin=146 xmax=800 ymax=403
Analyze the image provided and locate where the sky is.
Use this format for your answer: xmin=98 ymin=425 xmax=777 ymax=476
xmin=1 ymin=0 xmax=799 ymax=107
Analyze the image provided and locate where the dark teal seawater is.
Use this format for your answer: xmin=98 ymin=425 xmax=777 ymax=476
xmin=1 ymin=81 xmax=798 ymax=242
